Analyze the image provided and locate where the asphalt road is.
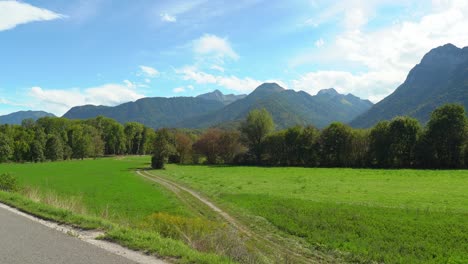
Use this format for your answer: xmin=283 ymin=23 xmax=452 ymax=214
xmin=0 ymin=206 xmax=136 ymax=264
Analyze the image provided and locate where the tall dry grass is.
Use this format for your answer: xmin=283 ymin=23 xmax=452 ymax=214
xmin=141 ymin=212 xmax=262 ymax=263
xmin=20 ymin=186 xmax=88 ymax=215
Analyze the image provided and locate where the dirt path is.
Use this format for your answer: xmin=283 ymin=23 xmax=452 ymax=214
xmin=137 ymin=170 xmax=251 ymax=236
xmin=137 ymin=170 xmax=329 ymax=264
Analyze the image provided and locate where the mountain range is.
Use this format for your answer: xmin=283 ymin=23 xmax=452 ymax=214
xmin=351 ymin=43 xmax=468 ymax=127
xmin=63 ymin=83 xmax=372 ymax=129
xmin=196 ymin=90 xmax=247 ymax=105
xmin=0 ymin=111 xmax=55 ymax=125
xmin=179 ymin=83 xmax=373 ymax=129
xmin=63 ymin=97 xmax=226 ymax=129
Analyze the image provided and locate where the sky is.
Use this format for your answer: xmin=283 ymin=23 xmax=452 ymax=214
xmin=1 ymin=0 xmax=468 ymax=116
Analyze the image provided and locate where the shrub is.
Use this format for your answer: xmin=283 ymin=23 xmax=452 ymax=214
xmin=151 ymin=155 xmax=165 ymax=169
xmin=0 ymin=173 xmax=18 ymax=192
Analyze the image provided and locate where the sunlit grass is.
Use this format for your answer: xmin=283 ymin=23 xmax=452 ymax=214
xmin=159 ymin=165 xmax=468 ymax=263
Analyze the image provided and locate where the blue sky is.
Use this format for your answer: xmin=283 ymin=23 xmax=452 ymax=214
xmin=1 ymin=0 xmax=468 ymax=116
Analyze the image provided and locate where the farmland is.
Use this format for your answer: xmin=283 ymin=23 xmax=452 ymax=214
xmin=157 ymin=165 xmax=468 ymax=263
xmin=1 ymin=158 xmax=468 ymax=263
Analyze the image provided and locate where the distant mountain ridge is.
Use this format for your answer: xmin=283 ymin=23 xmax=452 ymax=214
xmin=351 ymin=43 xmax=468 ymax=128
xmin=0 ymin=110 xmax=55 ymax=125
xmin=178 ymin=83 xmax=373 ymax=129
xmin=63 ymin=97 xmax=226 ymax=129
xmin=62 ymin=85 xmax=372 ymax=129
xmin=197 ymin=90 xmax=246 ymax=105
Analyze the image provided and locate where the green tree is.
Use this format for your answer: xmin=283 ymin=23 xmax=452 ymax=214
xmin=284 ymin=126 xmax=303 ymax=166
xmin=0 ymin=133 xmax=13 ymax=162
xmin=68 ymin=124 xmax=92 ymax=159
xmin=124 ymin=122 xmax=144 ymax=155
xmin=425 ymin=104 xmax=467 ymax=168
xmin=320 ymin=122 xmax=353 ymax=167
xmin=151 ymin=129 xmax=175 ymax=169
xmin=387 ymin=117 xmax=421 ymax=168
xmin=348 ymin=129 xmax=370 ymax=167
xmin=85 ymin=126 xmax=104 ymax=159
xmin=45 ymin=134 xmax=64 ymax=161
xmin=263 ymin=130 xmax=287 ymax=166
xmin=30 ymin=140 xmax=45 ymax=162
xmin=369 ymin=121 xmax=391 ymax=167
xmin=240 ymin=108 xmax=274 ymax=163
xmin=298 ymin=126 xmax=320 ymax=167
xmin=11 ymin=126 xmax=33 ymax=162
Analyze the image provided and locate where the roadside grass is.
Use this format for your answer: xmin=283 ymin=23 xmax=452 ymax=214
xmin=158 ymin=165 xmax=468 ymax=264
xmin=0 ymin=190 xmax=111 ymax=230
xmin=0 ymin=190 xmax=233 ymax=263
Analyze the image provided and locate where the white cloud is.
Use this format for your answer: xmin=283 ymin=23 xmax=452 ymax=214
xmin=29 ymin=82 xmax=145 ymax=116
xmin=123 ymin=79 xmax=136 ymax=89
xmin=292 ymin=0 xmax=468 ymax=102
xmin=193 ymin=34 xmax=239 ymax=61
xmin=0 ymin=1 xmax=65 ymax=31
xmin=160 ymin=13 xmax=176 ymax=22
xmin=176 ymin=66 xmax=261 ymax=93
xmin=139 ymin=65 xmax=160 ymax=78
xmin=315 ymin=38 xmax=325 ymax=48
xmin=187 ymin=85 xmax=195 ymax=90
xmin=210 ymin=65 xmax=225 ymax=72
xmin=173 ymin=87 xmax=185 ymax=93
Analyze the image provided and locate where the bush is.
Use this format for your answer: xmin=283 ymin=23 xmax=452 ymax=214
xmin=0 ymin=173 xmax=18 ymax=192
xmin=151 ymin=155 xmax=165 ymax=169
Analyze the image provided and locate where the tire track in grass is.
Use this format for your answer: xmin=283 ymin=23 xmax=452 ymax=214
xmin=137 ymin=170 xmax=331 ymax=264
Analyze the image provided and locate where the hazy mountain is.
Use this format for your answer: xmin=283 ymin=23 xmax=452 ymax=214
xmin=351 ymin=43 xmax=468 ymax=128
xmin=63 ymin=97 xmax=225 ymax=129
xmin=179 ymin=83 xmax=373 ymax=129
xmin=197 ymin=90 xmax=246 ymax=105
xmin=0 ymin=110 xmax=55 ymax=125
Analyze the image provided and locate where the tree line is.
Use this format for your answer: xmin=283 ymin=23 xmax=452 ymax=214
xmin=0 ymin=116 xmax=155 ymax=163
xmin=152 ymin=104 xmax=468 ymax=169
xmin=0 ymin=104 xmax=466 ymax=169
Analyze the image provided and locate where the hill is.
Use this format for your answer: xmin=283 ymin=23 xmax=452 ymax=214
xmin=0 ymin=110 xmax=55 ymax=125
xmin=179 ymin=83 xmax=373 ymax=129
xmin=63 ymin=97 xmax=225 ymax=128
xmin=196 ymin=90 xmax=246 ymax=105
xmin=351 ymin=43 xmax=468 ymax=128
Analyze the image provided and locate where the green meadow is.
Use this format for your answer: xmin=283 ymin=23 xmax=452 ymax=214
xmin=1 ymin=158 xmax=468 ymax=263
xmin=0 ymin=157 xmax=189 ymax=222
xmin=158 ymin=165 xmax=468 ymax=263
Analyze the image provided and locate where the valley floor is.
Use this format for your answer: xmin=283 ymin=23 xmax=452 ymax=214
xmin=1 ymin=157 xmax=467 ymax=263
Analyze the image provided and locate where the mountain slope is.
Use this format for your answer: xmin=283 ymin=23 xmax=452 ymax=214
xmin=351 ymin=43 xmax=468 ymax=128
xmin=196 ymin=90 xmax=246 ymax=105
xmin=63 ymin=97 xmax=225 ymax=128
xmin=179 ymin=83 xmax=373 ymax=129
xmin=0 ymin=111 xmax=55 ymax=125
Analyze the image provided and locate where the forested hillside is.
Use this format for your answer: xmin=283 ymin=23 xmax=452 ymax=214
xmin=352 ymin=43 xmax=468 ymax=127
xmin=63 ymin=97 xmax=225 ymax=129
xmin=179 ymin=83 xmax=373 ymax=129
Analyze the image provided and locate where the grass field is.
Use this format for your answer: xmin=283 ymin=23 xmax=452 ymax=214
xmin=1 ymin=158 xmax=468 ymax=263
xmin=0 ymin=157 xmax=234 ymax=263
xmin=158 ymin=165 xmax=468 ymax=264
xmin=0 ymin=157 xmax=189 ymax=223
